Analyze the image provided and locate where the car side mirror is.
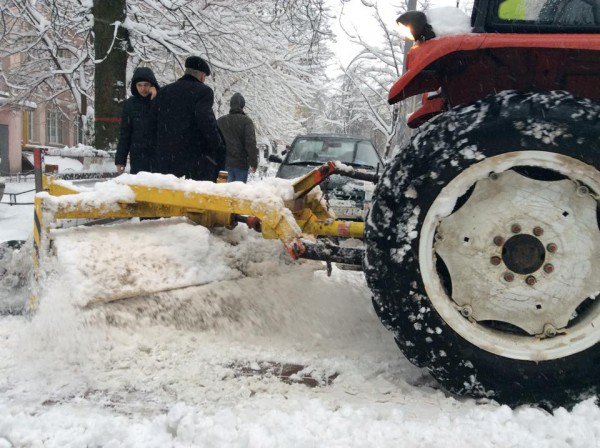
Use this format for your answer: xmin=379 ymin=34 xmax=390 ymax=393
xmin=268 ymin=154 xmax=283 ymax=163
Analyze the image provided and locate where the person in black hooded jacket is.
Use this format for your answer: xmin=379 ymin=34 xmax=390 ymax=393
xmin=115 ymin=67 xmax=160 ymax=174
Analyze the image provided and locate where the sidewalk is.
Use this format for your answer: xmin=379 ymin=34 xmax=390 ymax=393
xmin=0 ymin=181 xmax=35 ymax=243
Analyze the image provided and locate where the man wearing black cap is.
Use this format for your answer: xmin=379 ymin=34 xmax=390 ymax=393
xmin=148 ymin=55 xmax=225 ymax=181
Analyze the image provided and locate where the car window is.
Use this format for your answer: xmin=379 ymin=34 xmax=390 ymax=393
xmin=288 ymin=139 xmax=324 ymax=163
xmin=288 ymin=138 xmax=381 ymax=167
xmin=324 ymin=141 xmax=354 ymax=162
xmin=354 ymin=141 xmax=381 ymax=167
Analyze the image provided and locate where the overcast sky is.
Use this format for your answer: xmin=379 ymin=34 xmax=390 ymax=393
xmin=329 ymin=0 xmax=465 ymax=69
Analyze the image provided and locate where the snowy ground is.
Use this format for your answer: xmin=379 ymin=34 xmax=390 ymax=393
xmin=1 ymin=175 xmax=600 ymax=447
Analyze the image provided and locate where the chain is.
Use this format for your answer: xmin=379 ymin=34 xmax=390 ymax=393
xmin=323 ymin=178 xmax=330 ymax=211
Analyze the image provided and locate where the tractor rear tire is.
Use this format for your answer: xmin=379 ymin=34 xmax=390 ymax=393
xmin=365 ymin=91 xmax=600 ymax=407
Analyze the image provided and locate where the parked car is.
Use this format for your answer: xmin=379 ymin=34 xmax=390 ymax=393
xmin=269 ymin=134 xmax=384 ymax=220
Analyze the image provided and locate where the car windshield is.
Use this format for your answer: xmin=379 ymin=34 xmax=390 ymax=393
xmin=497 ymin=0 xmax=600 ymax=26
xmin=287 ymin=138 xmax=381 ymax=168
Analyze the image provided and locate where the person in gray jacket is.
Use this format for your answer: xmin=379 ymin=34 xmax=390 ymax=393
xmin=217 ymin=93 xmax=258 ymax=183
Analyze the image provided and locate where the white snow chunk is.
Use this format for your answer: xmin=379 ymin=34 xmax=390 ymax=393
xmin=428 ymin=7 xmax=472 ymax=37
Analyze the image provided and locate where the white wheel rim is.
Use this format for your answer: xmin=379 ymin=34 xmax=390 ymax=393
xmin=420 ymin=151 xmax=600 ymax=361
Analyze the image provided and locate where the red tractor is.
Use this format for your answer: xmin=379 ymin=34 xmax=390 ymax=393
xmin=365 ymin=0 xmax=600 ymax=407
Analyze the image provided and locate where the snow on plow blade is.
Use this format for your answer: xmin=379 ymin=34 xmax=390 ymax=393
xmin=49 ymin=218 xmax=246 ymax=305
xmin=32 ymin=164 xmax=368 ymax=306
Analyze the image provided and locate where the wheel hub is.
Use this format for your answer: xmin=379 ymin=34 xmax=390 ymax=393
xmin=433 ymin=169 xmax=600 ymax=336
xmin=502 ymin=234 xmax=545 ymax=275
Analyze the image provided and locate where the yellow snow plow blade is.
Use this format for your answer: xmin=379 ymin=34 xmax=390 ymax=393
xmin=44 ymin=181 xmax=305 ymax=253
xmin=32 ymin=164 xmax=368 ymax=306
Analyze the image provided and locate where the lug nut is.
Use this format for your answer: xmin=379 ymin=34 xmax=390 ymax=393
xmin=547 ymin=243 xmax=558 ymax=253
xmin=503 ymin=272 xmax=515 ymax=282
xmin=493 ymin=236 xmax=505 ymax=246
xmin=461 ymin=306 xmax=473 ymax=317
xmin=490 ymin=256 xmax=502 ymax=266
xmin=533 ymin=226 xmax=544 ymax=237
xmin=543 ymin=263 xmax=554 ymax=274
xmin=526 ymin=275 xmax=537 ymax=286
xmin=544 ymin=323 xmax=557 ymax=338
xmin=511 ymin=224 xmax=521 ymax=234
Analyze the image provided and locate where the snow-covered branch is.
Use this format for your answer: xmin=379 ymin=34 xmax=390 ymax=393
xmin=0 ymin=0 xmax=333 ymax=143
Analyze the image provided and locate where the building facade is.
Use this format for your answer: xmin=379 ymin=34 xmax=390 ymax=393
xmin=0 ymin=95 xmax=85 ymax=176
xmin=0 ymin=17 xmax=86 ymax=176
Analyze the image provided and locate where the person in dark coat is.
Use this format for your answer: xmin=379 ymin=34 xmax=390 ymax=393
xmin=115 ymin=67 xmax=160 ymax=174
xmin=217 ymin=93 xmax=259 ymax=183
xmin=148 ymin=56 xmax=225 ymax=181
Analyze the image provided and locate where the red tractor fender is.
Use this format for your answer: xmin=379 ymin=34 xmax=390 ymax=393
xmin=407 ymin=93 xmax=445 ymax=129
xmin=390 ymin=33 xmax=600 ymax=127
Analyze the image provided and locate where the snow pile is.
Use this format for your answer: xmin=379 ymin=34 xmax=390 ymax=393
xmin=119 ymin=171 xmax=296 ymax=203
xmin=2 ymin=178 xmax=600 ymax=446
xmin=50 ymin=218 xmax=288 ymax=307
xmin=429 ymin=7 xmax=472 ymax=37
xmin=43 ymin=155 xmax=84 ymax=172
xmin=45 ymin=144 xmax=112 ymax=158
xmin=39 ymin=180 xmax=136 ymax=213
xmin=46 ymin=172 xmax=296 ymax=209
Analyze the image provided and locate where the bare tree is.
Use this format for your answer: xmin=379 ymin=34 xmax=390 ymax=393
xmin=0 ymin=1 xmax=93 ymax=120
xmin=0 ymin=0 xmax=332 ymax=149
xmin=329 ymin=0 xmax=429 ymax=157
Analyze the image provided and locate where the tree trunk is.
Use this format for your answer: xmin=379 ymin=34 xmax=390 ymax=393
xmin=92 ymin=0 xmax=128 ymax=150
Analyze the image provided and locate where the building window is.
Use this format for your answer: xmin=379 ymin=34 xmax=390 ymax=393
xmin=46 ymin=109 xmax=63 ymax=144
xmin=26 ymin=111 xmax=38 ymax=143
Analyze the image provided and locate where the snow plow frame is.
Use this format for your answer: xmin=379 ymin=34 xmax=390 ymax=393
xmin=32 ymin=160 xmax=374 ymax=304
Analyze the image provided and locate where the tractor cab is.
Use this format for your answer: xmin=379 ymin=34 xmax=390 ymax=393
xmin=392 ymin=0 xmax=600 ymax=128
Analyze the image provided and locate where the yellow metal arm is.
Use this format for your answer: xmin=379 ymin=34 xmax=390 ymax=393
xmin=39 ymin=163 xmax=368 ymax=262
xmin=42 ymin=176 xmax=306 ymax=258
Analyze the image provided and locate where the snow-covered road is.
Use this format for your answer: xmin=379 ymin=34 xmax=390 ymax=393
xmin=0 ymin=181 xmax=599 ymax=447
